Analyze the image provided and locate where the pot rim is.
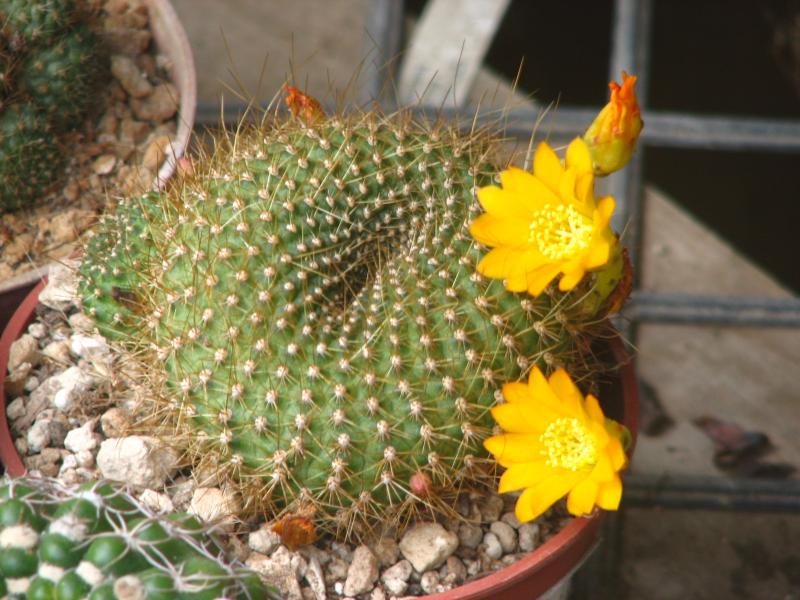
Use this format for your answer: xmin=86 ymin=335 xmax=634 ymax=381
xmin=1 ymin=280 xmax=639 ymax=599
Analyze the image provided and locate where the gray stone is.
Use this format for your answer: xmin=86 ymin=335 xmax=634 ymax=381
xmin=420 ymin=571 xmax=440 ymax=594
xmin=38 ymin=261 xmax=79 ymax=310
xmin=67 ymin=313 xmax=96 ymax=333
xmin=501 ymin=511 xmax=523 ymax=529
xmin=27 ymin=418 xmax=56 ymax=453
xmin=482 ymin=532 xmax=503 ymax=560
xmin=8 ymin=335 xmax=39 ymax=371
xmin=96 ymin=436 xmax=179 ymax=488
xmin=51 ymin=366 xmax=96 ymax=411
xmin=70 ymin=334 xmax=109 ymax=360
xmin=139 ymin=489 xmax=174 ymax=513
xmin=111 ymin=54 xmax=153 ymax=97
xmin=132 ymin=83 xmax=178 ymax=122
xmin=303 ymin=556 xmax=326 ymax=600
xmin=490 ymin=521 xmax=517 ymax=554
xmin=398 ymin=522 xmax=459 ymax=573
xmin=343 ymin=545 xmax=379 ymax=597
xmin=188 ymin=487 xmax=240 ymax=524
xmin=6 ymin=398 xmax=25 ymax=421
xmin=100 ymin=408 xmax=129 ymax=438
xmin=64 ymin=421 xmax=100 ymax=454
xmin=42 ymin=340 xmax=71 ymax=364
xmin=478 ymin=494 xmax=504 ymax=522
xmin=247 ymin=547 xmax=303 ymax=600
xmin=326 ymin=558 xmax=349 ymax=581
xmin=381 ymin=559 xmax=413 ymax=596
xmin=27 ymin=323 xmax=47 ymax=339
xmin=249 ymin=524 xmax=282 ymax=555
xmin=443 ymin=556 xmax=467 ymax=585
xmin=5 ymin=362 xmax=31 ymax=397
xmin=369 ymin=587 xmax=386 ymax=600
xmin=518 ymin=522 xmax=541 ymax=553
xmin=458 ymin=523 xmax=483 ymax=549
xmin=371 ymin=537 xmax=399 ymax=567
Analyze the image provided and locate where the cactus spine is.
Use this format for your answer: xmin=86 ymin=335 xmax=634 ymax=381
xmin=0 ymin=477 xmax=276 ymax=599
xmin=78 ymin=108 xmax=623 ymax=539
xmin=0 ymin=0 xmax=107 ymax=211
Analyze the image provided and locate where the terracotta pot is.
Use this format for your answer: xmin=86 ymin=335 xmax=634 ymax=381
xmin=0 ymin=0 xmax=197 ymax=319
xmin=0 ymin=279 xmax=45 ymax=476
xmin=0 ymin=283 xmax=639 ymax=599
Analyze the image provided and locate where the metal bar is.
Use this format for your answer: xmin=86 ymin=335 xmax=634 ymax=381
xmin=623 ymin=473 xmax=800 ymax=512
xmin=360 ymin=0 xmax=406 ymax=106
xmin=195 ymin=101 xmax=800 ymax=154
xmin=625 ymin=291 xmax=800 ymax=327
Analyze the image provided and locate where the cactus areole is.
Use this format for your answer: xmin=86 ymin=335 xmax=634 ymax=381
xmin=78 ymin=106 xmax=625 ymax=539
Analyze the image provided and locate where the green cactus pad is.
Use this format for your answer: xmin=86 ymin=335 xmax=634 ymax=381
xmin=0 ymin=477 xmax=278 ymax=599
xmin=79 ymin=110 xmax=619 ymax=538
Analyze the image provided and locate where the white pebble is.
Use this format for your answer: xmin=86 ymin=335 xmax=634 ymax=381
xmin=482 ymin=532 xmax=503 ymax=560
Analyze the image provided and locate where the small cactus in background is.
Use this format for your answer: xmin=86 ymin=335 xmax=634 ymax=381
xmin=0 ymin=477 xmax=276 ymax=599
xmin=0 ymin=0 xmax=107 ymax=211
xmin=78 ymin=95 xmax=628 ymax=539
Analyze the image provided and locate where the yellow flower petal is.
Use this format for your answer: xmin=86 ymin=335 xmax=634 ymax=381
xmin=469 ymin=214 xmax=530 ymax=247
xmin=484 ymin=433 xmax=545 ymax=468
xmin=502 ymin=382 xmax=531 ymax=405
xmin=606 ymin=437 xmax=628 ymax=471
xmin=514 ymin=471 xmax=584 ymax=523
xmin=501 ymin=168 xmax=562 ymax=207
xmin=565 ymin=138 xmax=594 ymax=175
xmin=498 ymin=461 xmax=551 ymax=493
xmin=548 ymin=369 xmax=585 ymax=416
xmin=595 ymin=475 xmax=623 ymax=510
xmin=477 ymin=247 xmax=528 ymax=280
xmin=477 ymin=183 xmax=534 ymax=220
xmin=566 ymin=478 xmax=599 ymax=516
xmin=575 ymin=172 xmax=595 ymax=205
xmin=590 ymin=454 xmax=615 ymax=483
xmin=557 ymin=267 xmax=587 ymax=291
xmin=505 ymin=271 xmax=529 ymax=292
xmin=596 ymin=196 xmax=615 ymax=225
xmin=584 ymin=237 xmax=611 ymax=269
xmin=584 ymin=394 xmax=605 ymax=424
xmin=558 ymin=167 xmax=578 ymax=204
xmin=533 ymin=142 xmax=564 ymax=193
xmin=525 ymin=263 xmax=561 ymax=296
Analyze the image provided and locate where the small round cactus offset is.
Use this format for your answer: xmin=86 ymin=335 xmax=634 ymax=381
xmin=79 ymin=96 xmax=625 ymax=539
xmin=0 ymin=477 xmax=276 ymax=599
xmin=0 ymin=0 xmax=107 ymax=211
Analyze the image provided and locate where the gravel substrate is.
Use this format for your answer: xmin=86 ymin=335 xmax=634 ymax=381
xmin=4 ymin=265 xmax=572 ymax=600
xmin=0 ymin=0 xmax=182 ymax=283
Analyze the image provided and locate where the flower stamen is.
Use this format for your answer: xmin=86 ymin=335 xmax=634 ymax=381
xmin=540 ymin=417 xmax=597 ymax=471
xmin=529 ymin=204 xmax=593 ymax=261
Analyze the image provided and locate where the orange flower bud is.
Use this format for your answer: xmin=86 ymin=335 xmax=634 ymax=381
xmin=583 ymin=71 xmax=643 ymax=176
xmin=284 ymin=84 xmax=324 ymax=123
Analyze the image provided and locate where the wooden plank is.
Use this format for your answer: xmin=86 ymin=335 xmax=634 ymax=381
xmin=397 ymin=0 xmax=511 ymax=107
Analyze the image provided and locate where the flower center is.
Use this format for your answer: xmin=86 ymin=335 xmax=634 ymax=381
xmin=540 ymin=417 xmax=597 ymax=471
xmin=529 ymin=204 xmax=593 ymax=261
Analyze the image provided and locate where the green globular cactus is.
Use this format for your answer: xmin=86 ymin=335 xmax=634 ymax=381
xmin=0 ymin=104 xmax=66 ymax=210
xmin=78 ymin=110 xmax=622 ymax=539
xmin=0 ymin=477 xmax=276 ymax=599
xmin=0 ymin=0 xmax=107 ymax=211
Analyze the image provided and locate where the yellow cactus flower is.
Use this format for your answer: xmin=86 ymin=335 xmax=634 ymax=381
xmin=469 ymin=138 xmax=617 ymax=296
xmin=483 ymin=367 xmax=628 ymax=523
xmin=583 ymin=71 xmax=643 ymax=175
